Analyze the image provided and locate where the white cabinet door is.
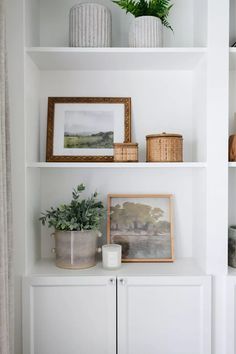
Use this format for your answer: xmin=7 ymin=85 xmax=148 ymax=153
xmin=23 ymin=276 xmax=116 ymax=354
xmin=118 ymin=276 xmax=211 ymax=354
xmin=227 ymin=277 xmax=236 ymax=354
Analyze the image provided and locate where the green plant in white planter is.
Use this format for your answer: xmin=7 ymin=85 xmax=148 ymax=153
xmin=113 ymin=0 xmax=173 ymax=47
xmin=40 ymin=184 xmax=104 ymax=269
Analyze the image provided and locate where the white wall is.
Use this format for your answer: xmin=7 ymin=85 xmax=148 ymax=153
xmin=25 ymin=0 xmax=207 ymax=47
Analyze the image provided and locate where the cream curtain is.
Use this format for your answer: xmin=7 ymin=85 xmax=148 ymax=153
xmin=0 ymin=0 xmax=14 ymax=353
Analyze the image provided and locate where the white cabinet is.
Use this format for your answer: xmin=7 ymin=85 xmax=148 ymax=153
xmin=117 ymin=276 xmax=211 ymax=354
xmin=227 ymin=275 xmax=236 ymax=354
xmin=23 ymin=276 xmax=116 ymax=354
xmin=23 ymin=275 xmax=211 ymax=354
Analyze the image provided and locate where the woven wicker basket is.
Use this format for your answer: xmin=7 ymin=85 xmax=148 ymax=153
xmin=229 ymin=134 xmax=236 ymax=161
xmin=146 ymin=133 xmax=183 ymax=162
xmin=114 ymin=143 xmax=138 ymax=162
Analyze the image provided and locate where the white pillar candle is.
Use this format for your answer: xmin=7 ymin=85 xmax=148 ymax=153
xmin=102 ymin=244 xmax=122 ymax=269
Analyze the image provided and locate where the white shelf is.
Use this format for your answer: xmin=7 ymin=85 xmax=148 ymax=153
xmin=230 ymin=48 xmax=236 ymax=69
xmin=228 ymin=266 xmax=236 ymax=276
xmin=229 ymin=162 xmax=236 ymax=167
xmin=30 ymin=258 xmax=205 ymax=277
xmin=26 ymin=47 xmax=207 ymax=71
xmin=27 ymin=162 xmax=207 ymax=169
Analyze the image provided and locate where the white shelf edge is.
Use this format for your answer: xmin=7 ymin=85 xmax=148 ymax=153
xmin=229 ymin=48 xmax=236 ymax=70
xmin=228 ymin=266 xmax=236 ymax=276
xmin=26 ymin=47 xmax=208 ymax=54
xmin=27 ymin=162 xmax=207 ymax=169
xmin=30 ymin=258 xmax=206 ymax=277
xmin=229 ymin=162 xmax=236 ymax=167
xmin=25 ymin=47 xmax=207 ymax=71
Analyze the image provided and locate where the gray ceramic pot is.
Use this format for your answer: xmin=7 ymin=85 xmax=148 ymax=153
xmin=229 ymin=226 xmax=236 ymax=268
xmin=53 ymin=230 xmax=101 ymax=269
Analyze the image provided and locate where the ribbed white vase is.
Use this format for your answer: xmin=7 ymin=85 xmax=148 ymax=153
xmin=69 ymin=3 xmax=112 ymax=47
xmin=129 ymin=16 xmax=163 ymax=47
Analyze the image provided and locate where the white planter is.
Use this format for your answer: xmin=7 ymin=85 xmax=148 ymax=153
xmin=129 ymin=16 xmax=163 ymax=47
xmin=69 ymin=3 xmax=112 ymax=47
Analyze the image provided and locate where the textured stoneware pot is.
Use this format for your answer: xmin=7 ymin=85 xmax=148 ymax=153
xmin=129 ymin=16 xmax=163 ymax=47
xmin=54 ymin=230 xmax=100 ymax=269
xmin=69 ymin=3 xmax=112 ymax=47
xmin=229 ymin=226 xmax=236 ymax=268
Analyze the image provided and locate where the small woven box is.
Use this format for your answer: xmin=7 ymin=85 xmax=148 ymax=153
xmin=229 ymin=134 xmax=236 ymax=161
xmin=146 ymin=133 xmax=183 ymax=162
xmin=114 ymin=143 xmax=138 ymax=162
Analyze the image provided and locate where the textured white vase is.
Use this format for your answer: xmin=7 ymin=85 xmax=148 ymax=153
xmin=69 ymin=3 xmax=112 ymax=47
xmin=129 ymin=16 xmax=163 ymax=47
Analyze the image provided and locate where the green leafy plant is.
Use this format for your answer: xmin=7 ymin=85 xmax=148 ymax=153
xmin=113 ymin=0 xmax=173 ymax=30
xmin=39 ymin=184 xmax=104 ymax=231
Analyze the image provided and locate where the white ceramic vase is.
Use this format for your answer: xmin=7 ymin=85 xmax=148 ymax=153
xmin=129 ymin=16 xmax=163 ymax=47
xmin=69 ymin=3 xmax=112 ymax=47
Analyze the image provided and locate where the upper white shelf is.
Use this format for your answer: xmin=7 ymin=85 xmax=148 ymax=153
xmin=27 ymin=162 xmax=207 ymax=169
xmin=229 ymin=162 xmax=236 ymax=167
xmin=26 ymin=47 xmax=207 ymax=71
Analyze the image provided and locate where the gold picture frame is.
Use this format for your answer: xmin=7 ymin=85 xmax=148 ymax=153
xmin=107 ymin=194 xmax=174 ymax=263
xmin=46 ymin=97 xmax=131 ymax=162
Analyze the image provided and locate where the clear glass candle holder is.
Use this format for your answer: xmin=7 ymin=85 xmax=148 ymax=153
xmin=102 ymin=244 xmax=122 ymax=270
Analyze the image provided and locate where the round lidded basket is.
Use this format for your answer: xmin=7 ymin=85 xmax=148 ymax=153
xmin=146 ymin=133 xmax=183 ymax=162
xmin=114 ymin=143 xmax=138 ymax=162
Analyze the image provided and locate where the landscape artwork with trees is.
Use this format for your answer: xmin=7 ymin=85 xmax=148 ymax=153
xmin=64 ymin=110 xmax=114 ymax=149
xmin=107 ymin=195 xmax=174 ymax=262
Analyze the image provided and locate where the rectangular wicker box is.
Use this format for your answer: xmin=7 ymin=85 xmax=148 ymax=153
xmin=114 ymin=143 xmax=138 ymax=162
xmin=146 ymin=133 xmax=183 ymax=162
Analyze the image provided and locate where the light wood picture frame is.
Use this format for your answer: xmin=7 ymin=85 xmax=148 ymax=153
xmin=46 ymin=97 xmax=131 ymax=162
xmin=107 ymin=194 xmax=174 ymax=263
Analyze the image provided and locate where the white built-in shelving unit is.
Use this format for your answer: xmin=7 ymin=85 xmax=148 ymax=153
xmin=22 ymin=0 xmax=210 ymax=277
xmin=6 ymin=0 xmax=236 ymax=353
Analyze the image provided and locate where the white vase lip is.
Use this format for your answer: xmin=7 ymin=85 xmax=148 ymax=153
xmin=70 ymin=2 xmax=110 ymax=10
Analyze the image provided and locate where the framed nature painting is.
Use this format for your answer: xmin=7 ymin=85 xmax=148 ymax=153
xmin=107 ymin=194 xmax=174 ymax=262
xmin=46 ymin=97 xmax=131 ymax=162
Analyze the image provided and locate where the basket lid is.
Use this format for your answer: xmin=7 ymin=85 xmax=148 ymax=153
xmin=113 ymin=142 xmax=138 ymax=146
xmin=146 ymin=132 xmax=183 ymax=138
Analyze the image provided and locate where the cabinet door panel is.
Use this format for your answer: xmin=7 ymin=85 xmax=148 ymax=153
xmin=227 ymin=278 xmax=236 ymax=354
xmin=23 ymin=276 xmax=116 ymax=354
xmin=118 ymin=276 xmax=211 ymax=354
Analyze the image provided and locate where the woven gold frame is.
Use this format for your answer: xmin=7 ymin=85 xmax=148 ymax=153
xmin=46 ymin=97 xmax=131 ymax=162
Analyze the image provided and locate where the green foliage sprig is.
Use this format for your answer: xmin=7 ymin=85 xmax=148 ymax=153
xmin=39 ymin=184 xmax=104 ymax=231
xmin=113 ymin=0 xmax=173 ymax=31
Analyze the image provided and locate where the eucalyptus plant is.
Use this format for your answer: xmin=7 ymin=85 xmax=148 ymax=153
xmin=39 ymin=184 xmax=104 ymax=231
xmin=113 ymin=0 xmax=173 ymax=30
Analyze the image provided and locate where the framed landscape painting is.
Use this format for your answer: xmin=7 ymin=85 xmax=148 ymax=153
xmin=46 ymin=97 xmax=131 ymax=162
xmin=107 ymin=194 xmax=174 ymax=262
